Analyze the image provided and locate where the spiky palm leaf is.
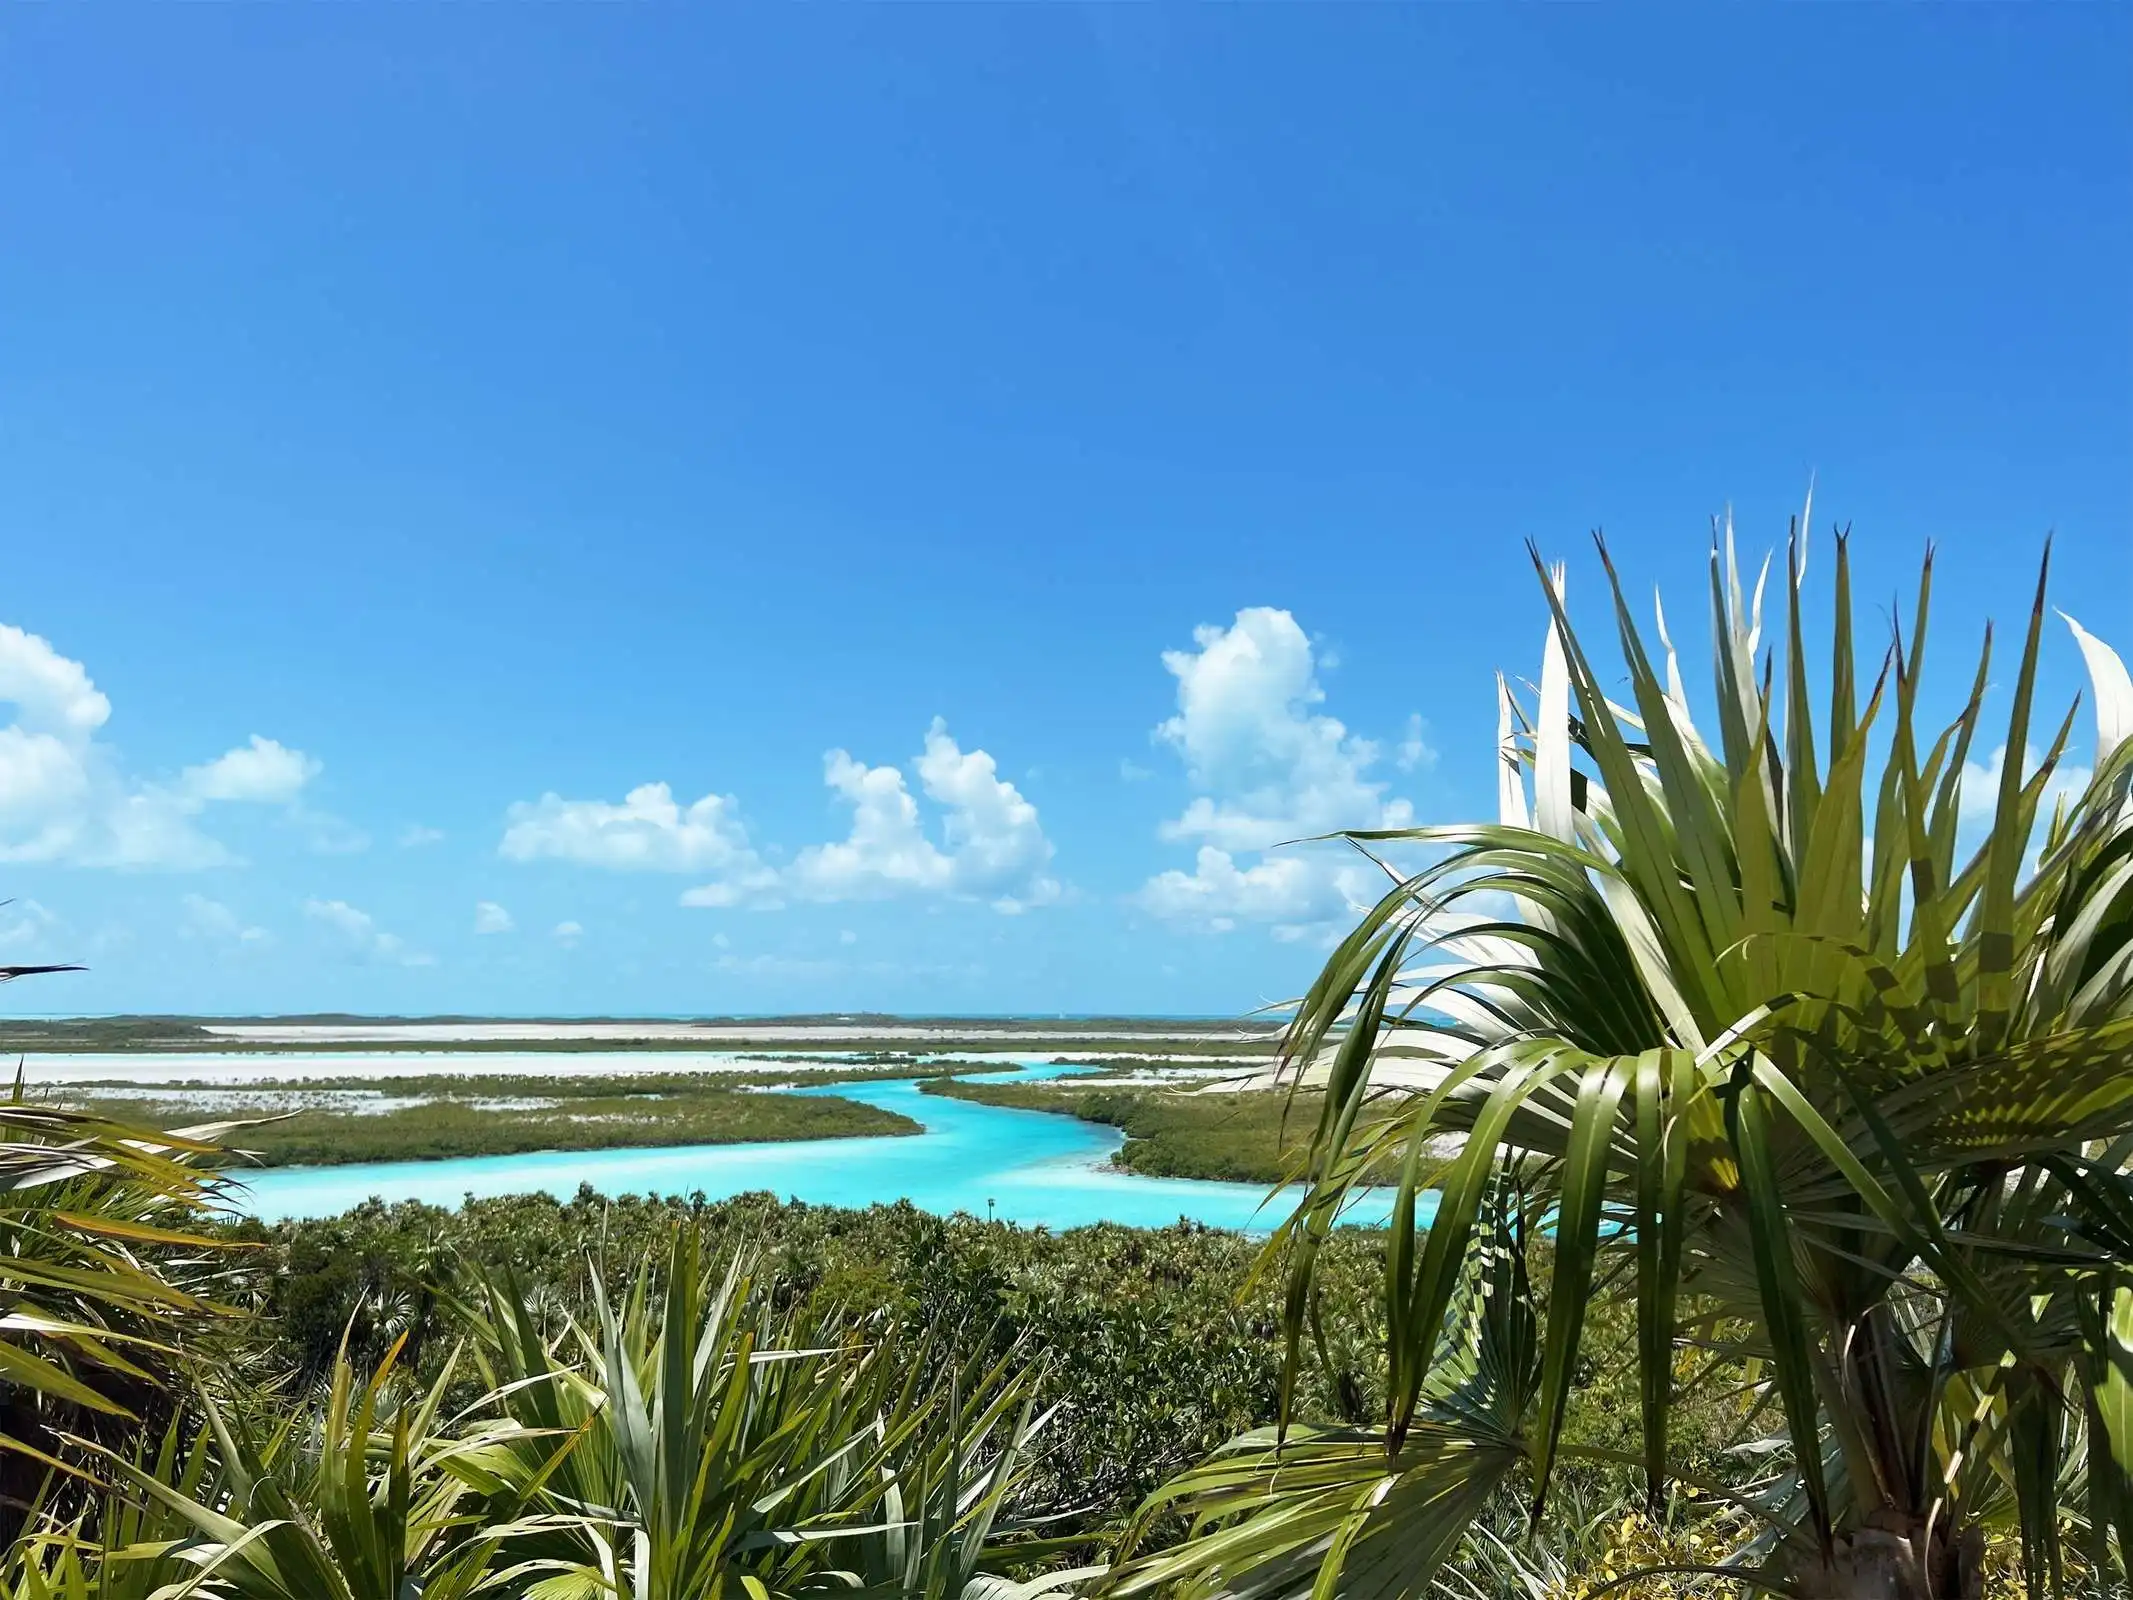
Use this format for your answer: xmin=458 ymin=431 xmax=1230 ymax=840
xmin=1172 ymin=520 xmax=2133 ymax=1598
xmin=3 ymin=1421 xmax=219 ymax=1600
xmin=1108 ymin=1178 xmax=1538 ymax=1600
xmin=450 ymin=1229 xmax=1063 ymax=1600
xmin=75 ymin=1333 xmax=552 ymax=1600
xmin=2 ymin=971 xmax=248 ymax=1531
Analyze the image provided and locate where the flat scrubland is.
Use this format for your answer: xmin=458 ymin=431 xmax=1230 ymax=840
xmin=30 ymin=1050 xmax=934 ymax=1087
xmin=925 ymin=1073 xmax=1411 ymax=1185
xmin=57 ymin=1062 xmax=1294 ymax=1176
xmin=228 ymin=1190 xmax=1735 ymax=1547
xmin=72 ymin=1071 xmax=923 ymax=1167
xmin=22 ymin=1017 xmax=1296 ymax=1172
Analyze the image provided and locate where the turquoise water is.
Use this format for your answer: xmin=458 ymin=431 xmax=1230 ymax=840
xmin=235 ymin=1063 xmax=1401 ymax=1232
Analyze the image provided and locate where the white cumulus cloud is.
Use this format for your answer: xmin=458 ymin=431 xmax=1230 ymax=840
xmin=1154 ymin=607 xmax=1413 ymax=852
xmin=1138 ymin=608 xmax=1414 ymax=935
xmin=506 ymin=722 xmax=1057 ymax=915
xmin=304 ymin=898 xmax=433 ymax=967
xmin=182 ymin=736 xmax=320 ymax=804
xmin=552 ymin=920 xmax=584 ymax=947
xmin=0 ymin=622 xmax=327 ymax=868
xmin=473 ymin=901 xmax=515 ymax=935
xmin=502 ymin=783 xmax=782 ymax=909
xmin=916 ymin=720 xmax=1059 ymax=907
xmin=786 ymin=751 xmax=944 ymax=899
xmin=0 ymin=623 xmax=110 ymax=735
xmin=1139 ymin=847 xmax=1357 ymax=931
xmin=788 ymin=720 xmax=1059 ymax=911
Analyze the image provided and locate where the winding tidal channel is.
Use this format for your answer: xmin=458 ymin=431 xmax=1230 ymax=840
xmin=227 ymin=1061 xmax=1403 ymax=1231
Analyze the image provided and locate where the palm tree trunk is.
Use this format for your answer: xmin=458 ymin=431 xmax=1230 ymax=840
xmin=1789 ymin=1520 xmax=1985 ymax=1599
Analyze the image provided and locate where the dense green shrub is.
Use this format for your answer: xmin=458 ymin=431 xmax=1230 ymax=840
xmin=220 ymin=1189 xmax=1390 ymax=1530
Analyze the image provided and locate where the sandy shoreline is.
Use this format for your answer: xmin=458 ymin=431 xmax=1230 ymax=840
xmin=24 ymin=1048 xmax=1268 ymax=1089
xmin=199 ymin=1022 xmax=1277 ymax=1046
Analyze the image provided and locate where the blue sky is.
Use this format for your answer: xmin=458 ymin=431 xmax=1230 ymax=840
xmin=1 ymin=8 xmax=2127 ymax=1017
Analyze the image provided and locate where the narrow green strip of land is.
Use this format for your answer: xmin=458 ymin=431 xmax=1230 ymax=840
xmin=77 ymin=1087 xmax=918 ymax=1168
xmin=924 ymin=1076 xmax=1359 ymax=1185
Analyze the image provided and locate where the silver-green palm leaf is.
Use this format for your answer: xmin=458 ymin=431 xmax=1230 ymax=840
xmin=1180 ymin=519 xmax=2133 ymax=1599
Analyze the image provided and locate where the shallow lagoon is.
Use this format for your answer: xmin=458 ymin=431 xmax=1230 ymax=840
xmin=234 ymin=1062 xmax=1403 ymax=1232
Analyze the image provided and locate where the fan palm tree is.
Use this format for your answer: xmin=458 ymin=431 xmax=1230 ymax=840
xmin=1 ymin=967 xmax=246 ymax=1540
xmin=4 ymin=1419 xmax=236 ymax=1600
xmin=13 ymin=1194 xmax=1084 ymax=1600
xmin=65 ymin=1332 xmax=542 ymax=1600
xmin=451 ymin=1229 xmax=1074 ymax=1600
xmin=1118 ymin=519 xmax=2133 ymax=1599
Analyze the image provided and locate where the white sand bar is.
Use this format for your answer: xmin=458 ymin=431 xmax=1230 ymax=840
xmin=202 ymin=1022 xmax=1274 ymax=1046
xmin=23 ymin=1048 xmax=1269 ymax=1090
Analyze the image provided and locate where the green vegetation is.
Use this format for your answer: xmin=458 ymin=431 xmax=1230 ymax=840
xmin=6 ymin=531 xmax=2132 ymax=1599
xmin=0 ymin=1084 xmax=247 ymax=1545
xmin=231 ymin=1192 xmax=1763 ymax=1542
xmin=20 ymin=1223 xmax=1074 ymax=1600
xmin=1125 ymin=534 xmax=2133 ymax=1599
xmin=0 ymin=1163 xmax=1815 ymax=1594
xmin=927 ymin=1076 xmax=1401 ymax=1185
xmin=217 ymin=1189 xmax=1391 ymax=1534
xmin=75 ymin=1083 xmax=917 ymax=1167
xmin=0 ymin=1014 xmax=221 ymax=1050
